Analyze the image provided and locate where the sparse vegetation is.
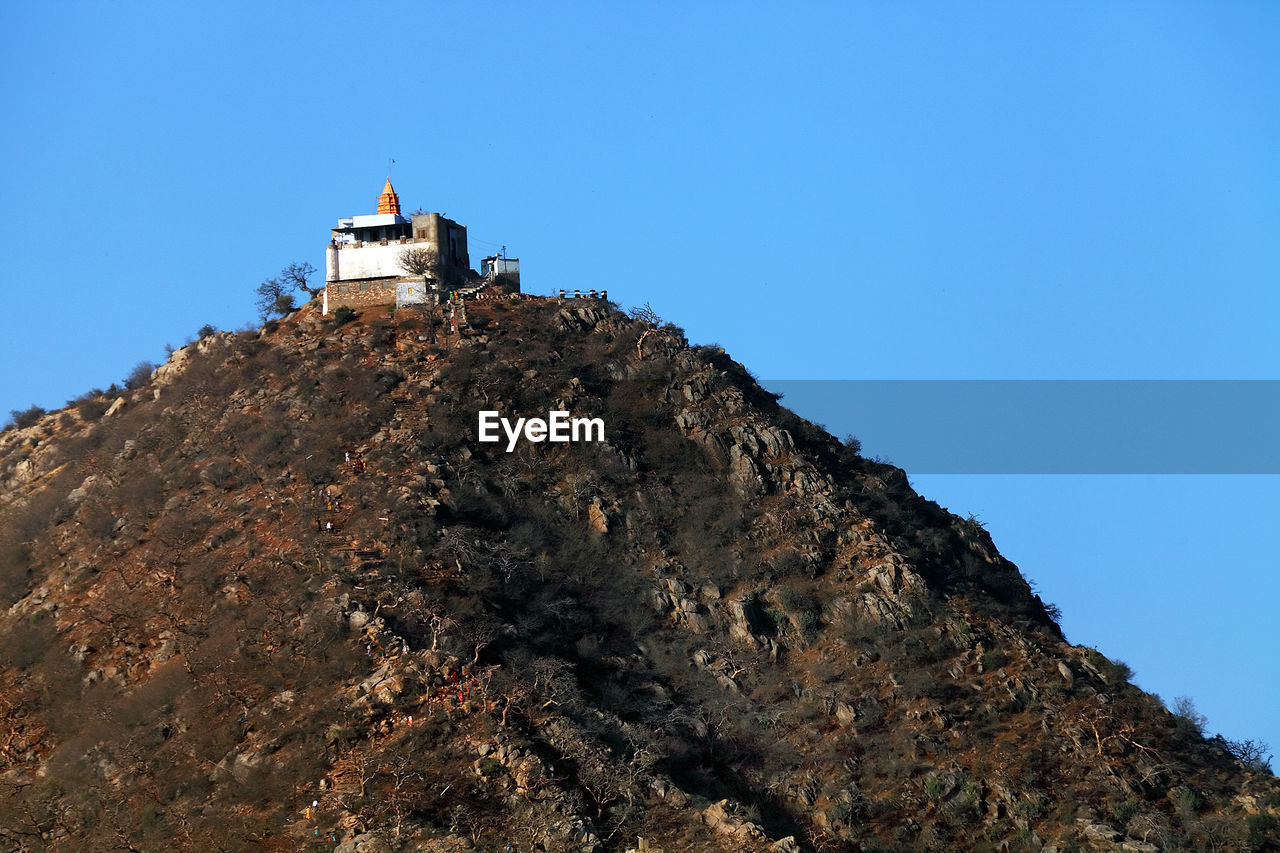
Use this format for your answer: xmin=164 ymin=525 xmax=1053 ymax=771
xmin=256 ymin=260 xmax=319 ymax=320
xmin=961 ymin=513 xmax=986 ymax=536
xmin=1172 ymin=695 xmax=1208 ymax=736
xmin=628 ymin=301 xmax=661 ymax=325
xmin=6 ymin=404 xmax=47 ymax=430
xmin=0 ymin=295 xmax=1271 ymax=852
xmin=1222 ymin=736 xmax=1273 ymax=773
xmin=399 ymin=245 xmax=440 ymax=286
xmin=123 ymin=360 xmax=157 ymax=390
xmin=1088 ymin=649 xmax=1135 ymax=686
xmin=981 ymin=649 xmax=1011 ymax=671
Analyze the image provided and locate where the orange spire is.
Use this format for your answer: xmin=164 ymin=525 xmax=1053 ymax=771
xmin=377 ymin=178 xmax=401 ymax=215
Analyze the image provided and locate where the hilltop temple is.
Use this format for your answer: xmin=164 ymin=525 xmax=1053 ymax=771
xmin=324 ymin=179 xmax=518 ymax=313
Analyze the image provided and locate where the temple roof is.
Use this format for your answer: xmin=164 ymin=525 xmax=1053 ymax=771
xmin=377 ymin=178 xmax=401 ymax=216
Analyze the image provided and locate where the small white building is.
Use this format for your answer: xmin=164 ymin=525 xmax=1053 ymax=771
xmin=324 ymin=179 xmax=473 ymax=312
xmin=480 ymin=255 xmax=520 ymax=280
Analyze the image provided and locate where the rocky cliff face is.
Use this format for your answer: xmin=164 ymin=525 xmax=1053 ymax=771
xmin=0 ymin=298 xmax=1275 ymax=852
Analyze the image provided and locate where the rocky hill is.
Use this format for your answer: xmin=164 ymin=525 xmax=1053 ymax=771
xmin=1 ymin=296 xmax=1276 ymax=852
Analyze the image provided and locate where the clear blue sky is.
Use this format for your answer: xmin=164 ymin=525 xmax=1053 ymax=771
xmin=3 ymin=4 xmax=1277 ymax=758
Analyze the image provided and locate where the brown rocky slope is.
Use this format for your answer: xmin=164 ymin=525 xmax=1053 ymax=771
xmin=0 ymin=297 xmax=1276 ymax=852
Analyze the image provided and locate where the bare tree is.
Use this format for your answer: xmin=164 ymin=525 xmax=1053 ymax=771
xmin=399 ymin=247 xmax=440 ymax=287
xmin=281 ymin=261 xmax=321 ymax=296
xmin=378 ymin=753 xmax=426 ymax=838
xmin=255 ymin=278 xmax=295 ymax=321
xmin=531 ymin=657 xmax=572 ymax=702
xmin=628 ymin=302 xmax=661 ymax=325
xmin=348 ymin=750 xmax=377 ymax=798
xmin=1193 ymin=815 xmax=1246 ymax=853
xmin=420 ymin=605 xmax=456 ymax=652
xmin=1172 ymin=696 xmax=1207 ymax=735
xmin=498 ymin=683 xmax=528 ymax=726
xmin=124 ymin=360 xmax=157 ymax=391
xmin=460 ymin=621 xmax=497 ymax=665
xmin=1129 ymin=812 xmax=1174 ymax=848
xmin=577 ymin=758 xmax=624 ymax=820
xmin=256 ymin=261 xmax=320 ymax=320
xmin=1221 ymin=736 xmax=1273 ymax=772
